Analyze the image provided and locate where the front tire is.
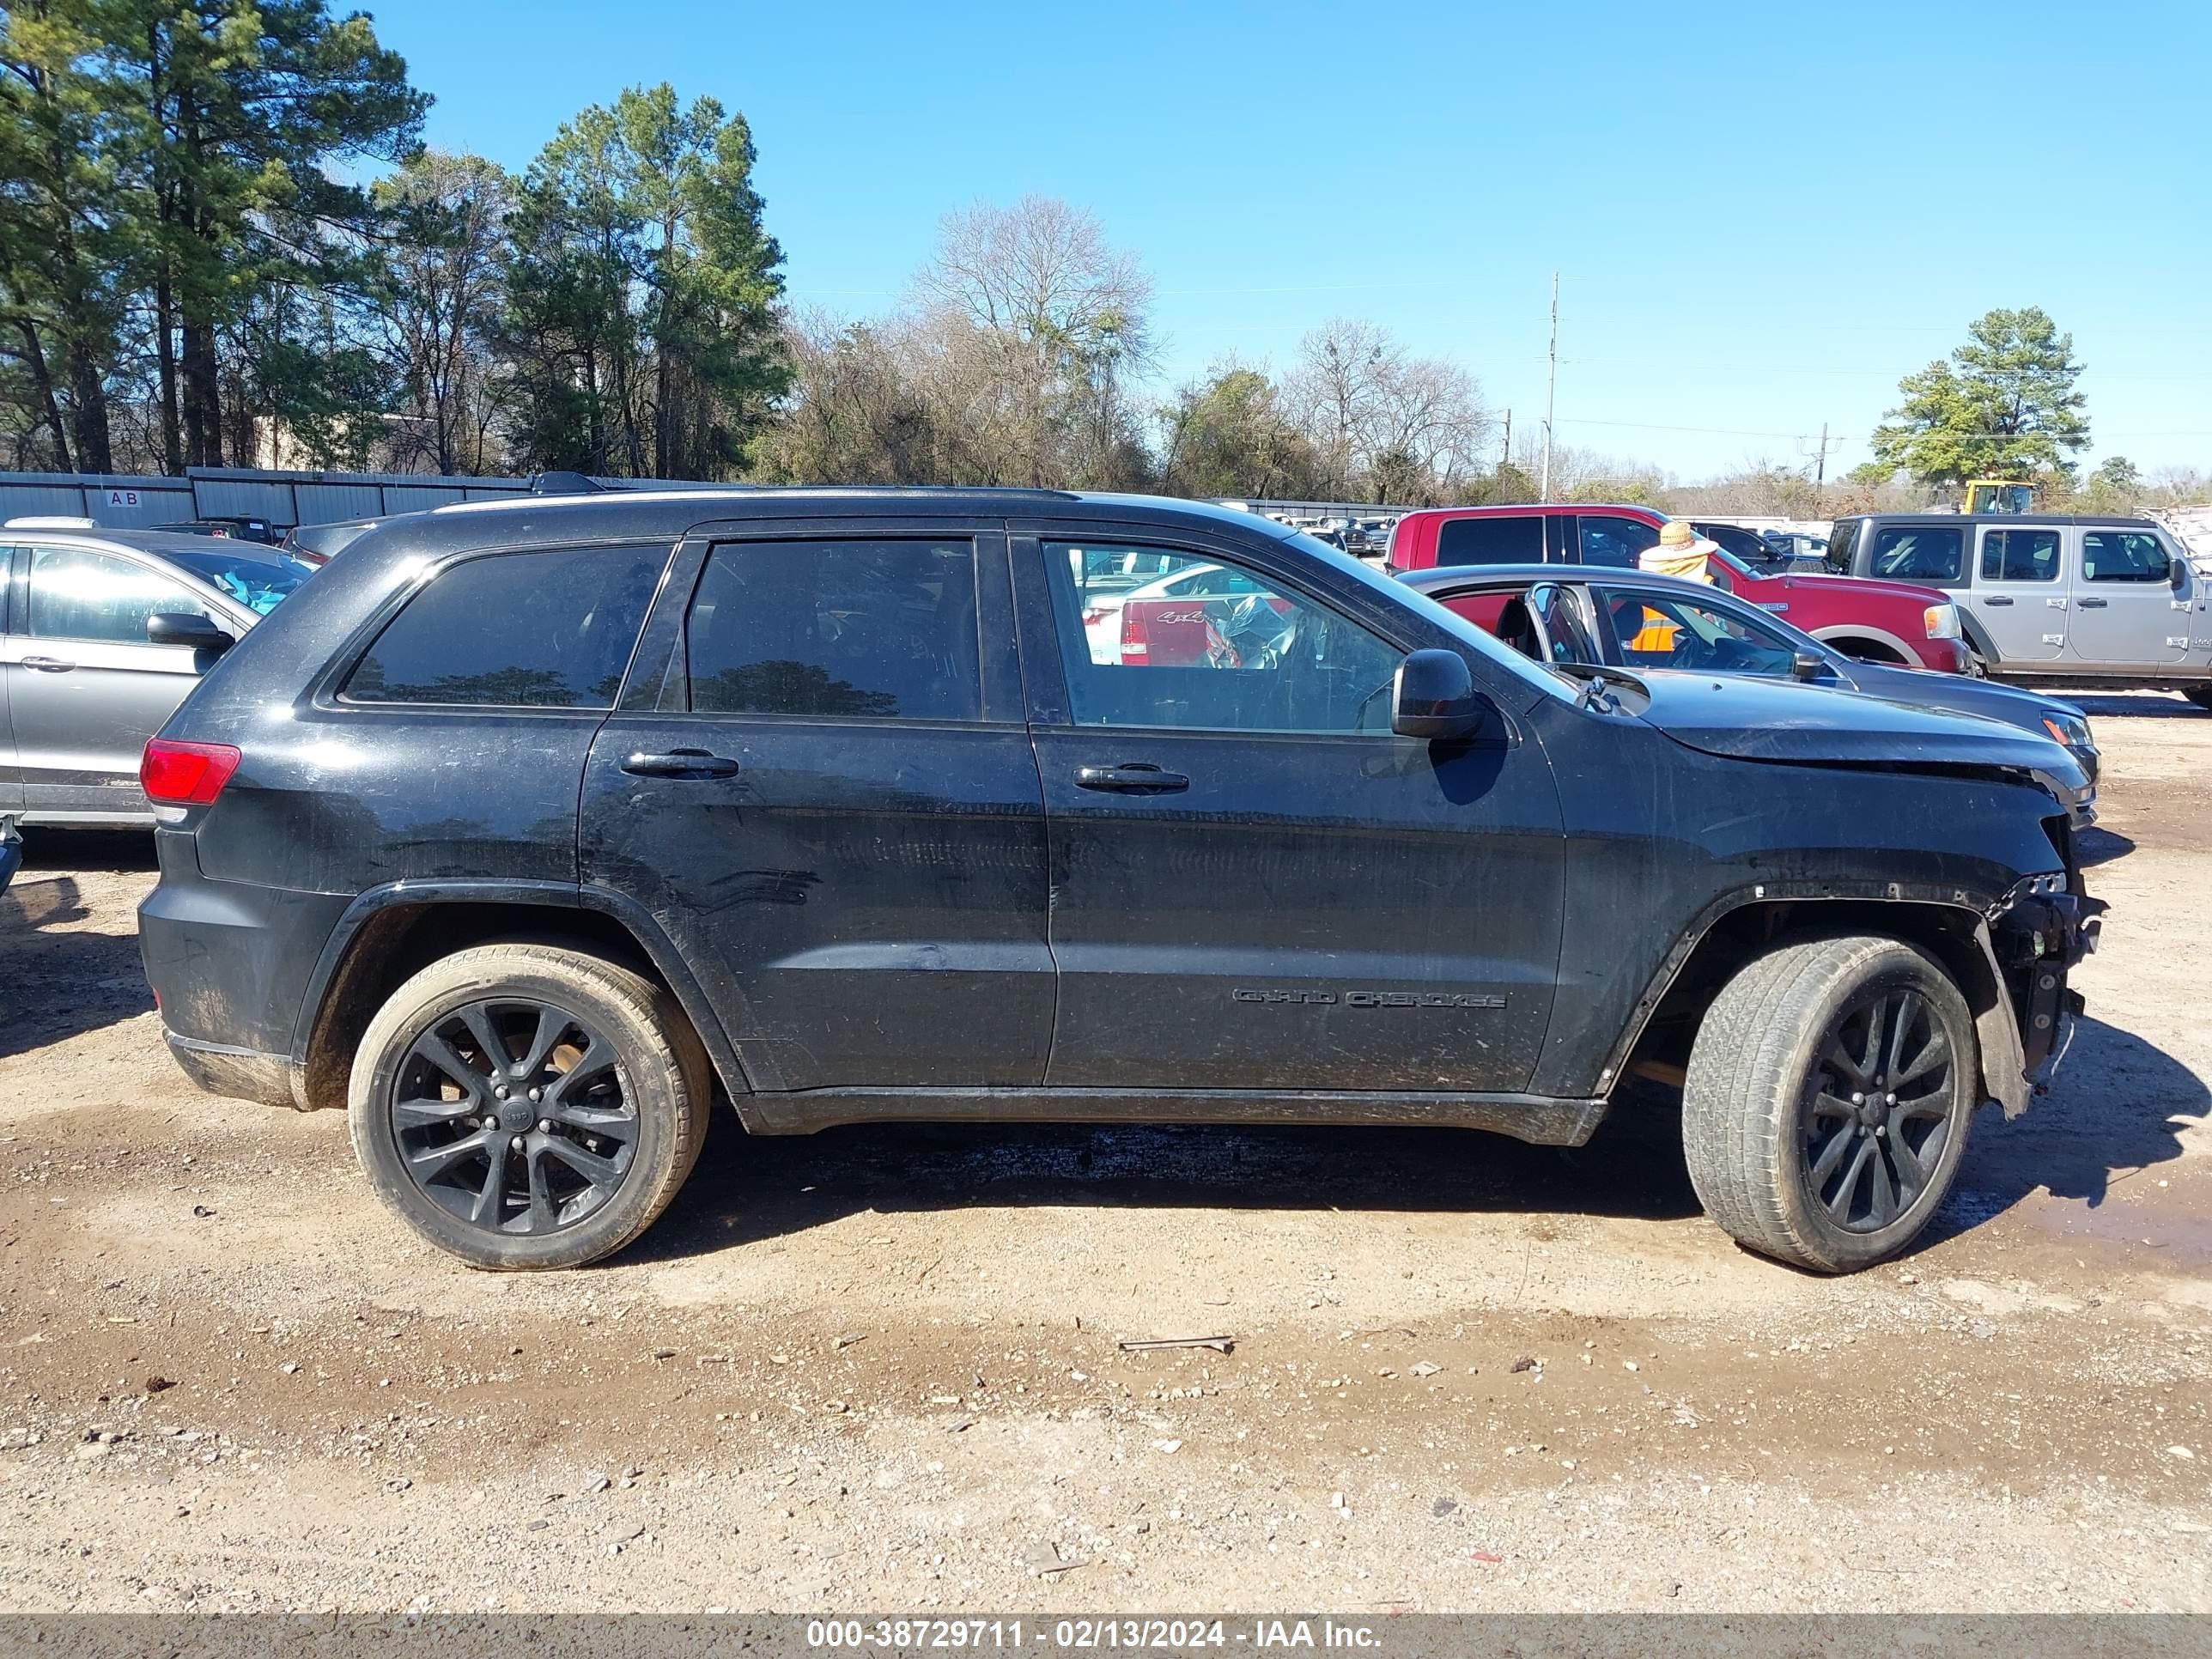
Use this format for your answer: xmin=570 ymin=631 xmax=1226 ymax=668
xmin=349 ymin=944 xmax=710 ymax=1270
xmin=1682 ymin=935 xmax=1978 ymax=1273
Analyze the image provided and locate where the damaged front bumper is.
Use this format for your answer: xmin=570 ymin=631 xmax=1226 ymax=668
xmin=1983 ymin=876 xmax=2106 ymax=1111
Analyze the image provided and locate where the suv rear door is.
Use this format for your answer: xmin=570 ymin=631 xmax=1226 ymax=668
xmin=2068 ymin=526 xmax=2195 ymax=669
xmin=580 ymin=519 xmax=1054 ymax=1093
xmin=1969 ymin=525 xmax=2067 ymax=663
xmin=1017 ymin=524 xmax=1565 ymax=1094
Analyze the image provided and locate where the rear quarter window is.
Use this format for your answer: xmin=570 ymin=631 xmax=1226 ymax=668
xmin=1435 ymin=515 xmax=1543 ymax=566
xmin=343 ymin=544 xmax=667 ymax=708
xmin=1869 ymin=526 xmax=1963 ymax=583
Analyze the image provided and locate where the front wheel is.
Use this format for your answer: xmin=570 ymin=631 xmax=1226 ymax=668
xmin=2186 ymin=687 xmax=2212 ymax=714
xmin=349 ymin=943 xmax=711 ymax=1270
xmin=1682 ymin=935 xmax=1978 ymax=1273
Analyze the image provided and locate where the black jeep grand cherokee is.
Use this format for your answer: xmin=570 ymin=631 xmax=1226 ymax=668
xmin=139 ymin=490 xmax=2100 ymax=1273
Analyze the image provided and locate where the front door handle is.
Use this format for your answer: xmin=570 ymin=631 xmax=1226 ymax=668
xmin=19 ymin=655 xmax=76 ymax=672
xmin=2076 ymin=598 xmax=2108 ymax=609
xmin=1076 ymin=763 xmax=1190 ymax=795
xmin=621 ymin=748 xmax=740 ymax=780
xmin=1981 ymin=595 xmax=2013 ymax=607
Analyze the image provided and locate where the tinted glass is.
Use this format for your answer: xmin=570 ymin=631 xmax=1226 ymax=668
xmin=1824 ymin=518 xmax=1857 ymax=574
xmin=344 ymin=544 xmax=665 ymax=708
xmin=1978 ymin=528 xmax=2060 ymax=583
xmin=2081 ymin=531 xmax=2170 ymax=583
xmin=1048 ymin=543 xmax=1403 ymax=734
xmin=1869 ymin=526 xmax=1963 ymax=582
xmin=1577 ymin=515 xmax=1662 ymax=568
xmin=26 ymin=546 xmax=204 ymax=644
xmin=1697 ymin=524 xmax=1771 ymax=565
xmin=160 ymin=546 xmax=313 ymax=614
xmin=1595 ymin=586 xmax=1802 ymax=676
xmin=687 ymin=539 xmax=981 ymax=721
xmin=1436 ymin=515 xmax=1542 ymax=566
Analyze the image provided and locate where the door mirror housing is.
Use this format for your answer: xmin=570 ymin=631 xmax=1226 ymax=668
xmin=146 ymin=611 xmax=234 ymax=654
xmin=1790 ymin=649 xmax=1827 ymax=682
xmin=1391 ymin=648 xmax=1487 ymax=740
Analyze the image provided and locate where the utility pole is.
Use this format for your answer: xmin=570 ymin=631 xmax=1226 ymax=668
xmin=1813 ymin=422 xmax=1831 ymax=499
xmin=1540 ymin=272 xmax=1558 ymax=503
xmin=1499 ymin=409 xmax=1511 ymax=473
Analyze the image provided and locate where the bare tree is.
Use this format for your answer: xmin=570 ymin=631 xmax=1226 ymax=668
xmin=1284 ymin=319 xmax=1492 ymax=503
xmin=912 ymin=195 xmax=1154 ymax=488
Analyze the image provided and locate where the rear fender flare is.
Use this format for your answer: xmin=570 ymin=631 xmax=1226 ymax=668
xmin=289 ymin=878 xmax=768 ymax=1126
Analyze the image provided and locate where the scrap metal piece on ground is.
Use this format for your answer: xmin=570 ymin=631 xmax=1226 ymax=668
xmin=1117 ymin=1335 xmax=1234 ymax=1353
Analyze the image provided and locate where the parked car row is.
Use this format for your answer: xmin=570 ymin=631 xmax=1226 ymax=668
xmin=131 ymin=489 xmax=2100 ymax=1280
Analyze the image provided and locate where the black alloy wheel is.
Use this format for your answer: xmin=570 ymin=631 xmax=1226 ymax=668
xmin=1801 ymin=986 xmax=1956 ymax=1234
xmin=390 ymin=998 xmax=637 ymax=1236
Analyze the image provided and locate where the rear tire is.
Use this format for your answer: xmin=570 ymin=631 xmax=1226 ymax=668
xmin=1682 ymin=935 xmax=1978 ymax=1273
xmin=349 ymin=944 xmax=710 ymax=1270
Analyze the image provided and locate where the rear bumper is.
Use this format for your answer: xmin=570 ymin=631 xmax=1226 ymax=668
xmin=139 ymin=829 xmax=348 ymax=1105
xmin=164 ymin=1030 xmax=295 ymax=1109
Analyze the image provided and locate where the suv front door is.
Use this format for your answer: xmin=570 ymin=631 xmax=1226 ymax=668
xmin=2 ymin=542 xmax=229 ymax=817
xmin=2068 ymin=528 xmax=2195 ymax=669
xmin=1968 ymin=525 xmax=2068 ymax=664
xmin=581 ymin=522 xmax=1054 ymax=1093
xmin=1019 ymin=528 xmax=1565 ymax=1095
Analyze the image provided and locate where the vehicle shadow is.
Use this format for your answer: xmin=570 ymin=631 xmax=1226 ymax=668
xmin=2076 ymin=825 xmax=2135 ymax=868
xmin=634 ymin=1084 xmax=1703 ymax=1263
xmin=2071 ymin=693 xmax=2208 ymax=721
xmin=1925 ymin=1015 xmax=2204 ymax=1247
xmin=0 ymin=834 xmax=158 ymax=1060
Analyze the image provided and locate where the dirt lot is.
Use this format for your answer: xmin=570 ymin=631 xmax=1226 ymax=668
xmin=3 ymin=696 xmax=2209 ymax=1615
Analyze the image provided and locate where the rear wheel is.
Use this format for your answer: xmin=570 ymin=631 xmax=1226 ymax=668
xmin=1682 ymin=935 xmax=1978 ymax=1273
xmin=349 ymin=944 xmax=710 ymax=1270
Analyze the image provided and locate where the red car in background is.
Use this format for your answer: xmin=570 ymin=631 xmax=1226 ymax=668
xmin=1386 ymin=503 xmax=1970 ymax=673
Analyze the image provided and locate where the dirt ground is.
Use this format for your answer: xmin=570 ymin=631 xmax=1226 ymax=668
xmin=3 ymin=694 xmax=2209 ymax=1615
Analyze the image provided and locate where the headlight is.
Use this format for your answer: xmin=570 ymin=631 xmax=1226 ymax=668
xmin=1923 ymin=603 xmax=1962 ymax=641
xmin=2042 ymin=712 xmax=2094 ymax=750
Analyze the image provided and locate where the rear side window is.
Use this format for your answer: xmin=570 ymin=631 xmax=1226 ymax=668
xmin=343 ymin=544 xmax=665 ymax=708
xmin=1435 ymin=515 xmax=1542 ymax=566
xmin=1869 ymin=526 xmax=1963 ymax=582
xmin=685 ymin=539 xmax=981 ymax=720
xmin=1979 ymin=528 xmax=2059 ymax=582
xmin=2081 ymin=531 xmax=2171 ymax=583
xmin=1577 ymin=515 xmax=1661 ymax=568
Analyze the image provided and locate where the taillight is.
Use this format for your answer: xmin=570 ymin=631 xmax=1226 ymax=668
xmin=141 ymin=738 xmax=240 ymax=805
xmin=1121 ymin=606 xmax=1150 ymax=660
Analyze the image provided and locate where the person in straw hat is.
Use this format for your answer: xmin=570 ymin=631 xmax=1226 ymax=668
xmin=1625 ymin=520 xmax=1722 ymax=654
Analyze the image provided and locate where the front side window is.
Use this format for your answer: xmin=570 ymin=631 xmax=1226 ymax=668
xmin=26 ymin=546 xmax=205 ymax=644
xmin=1978 ymin=528 xmax=2060 ymax=583
xmin=1869 ymin=526 xmax=1963 ymax=582
xmin=2081 ymin=531 xmax=2171 ymax=583
xmin=686 ymin=539 xmax=981 ymax=720
xmin=1577 ymin=515 xmax=1662 ymax=569
xmin=1048 ymin=543 xmax=1404 ymax=734
xmin=343 ymin=544 xmax=665 ymax=708
xmin=1824 ymin=518 xmax=1858 ymax=574
xmin=1435 ymin=515 xmax=1542 ymax=566
xmin=1595 ymin=586 xmax=1802 ymax=677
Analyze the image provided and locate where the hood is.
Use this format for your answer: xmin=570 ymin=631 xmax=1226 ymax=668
xmin=1844 ymin=659 xmax=2082 ymax=729
xmin=1627 ymin=670 xmax=2090 ymax=796
xmin=1773 ymin=570 xmax=1951 ymax=605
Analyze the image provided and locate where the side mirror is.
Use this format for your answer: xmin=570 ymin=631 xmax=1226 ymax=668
xmin=1391 ymin=648 xmax=1487 ymax=740
xmin=1790 ymin=649 xmax=1826 ymax=682
xmin=147 ymin=612 xmax=234 ymax=654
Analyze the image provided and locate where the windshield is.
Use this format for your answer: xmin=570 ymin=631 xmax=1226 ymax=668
xmin=161 ymin=546 xmax=315 ymax=615
xmin=1275 ymin=529 xmax=1576 ymax=702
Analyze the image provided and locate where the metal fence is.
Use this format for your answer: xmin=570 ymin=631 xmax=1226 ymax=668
xmin=0 ymin=467 xmax=724 ymax=532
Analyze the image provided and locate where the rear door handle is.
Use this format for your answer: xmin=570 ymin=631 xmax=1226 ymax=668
xmin=2076 ymin=598 xmax=2108 ymax=609
xmin=1980 ymin=596 xmax=2013 ymax=607
xmin=621 ymin=748 xmax=740 ymax=780
xmin=1076 ymin=763 xmax=1190 ymax=795
xmin=19 ymin=655 xmax=76 ymax=672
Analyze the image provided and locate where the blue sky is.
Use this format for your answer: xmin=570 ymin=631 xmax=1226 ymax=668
xmin=368 ymin=0 xmax=2211 ymax=481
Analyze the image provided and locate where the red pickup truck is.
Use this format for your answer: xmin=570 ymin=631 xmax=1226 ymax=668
xmin=1386 ymin=504 xmax=1969 ymax=673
